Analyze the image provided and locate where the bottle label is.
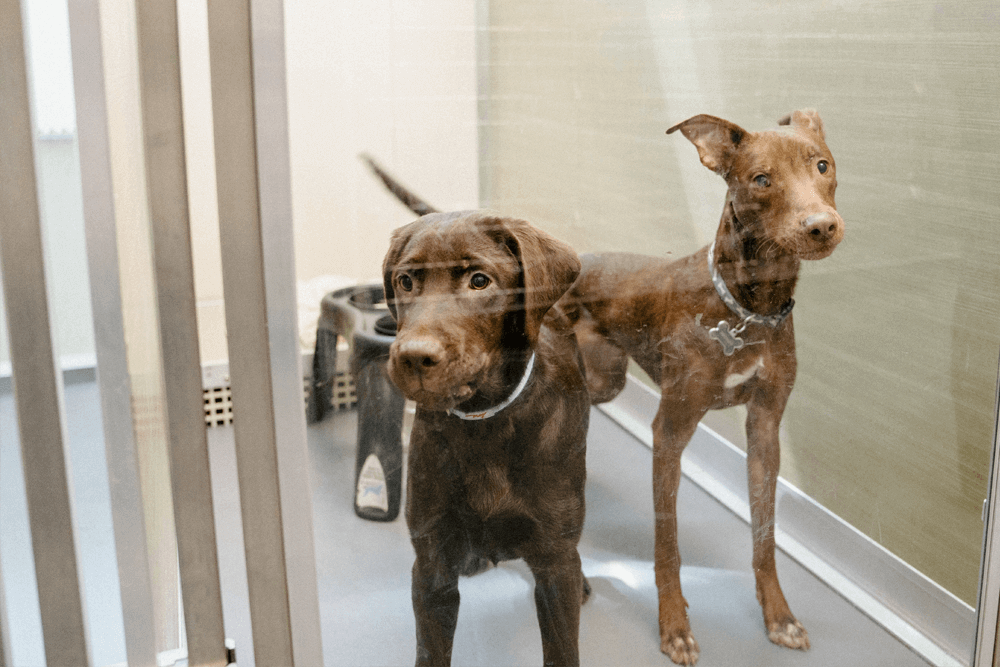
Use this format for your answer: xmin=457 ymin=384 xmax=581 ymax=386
xmin=357 ymin=454 xmax=389 ymax=512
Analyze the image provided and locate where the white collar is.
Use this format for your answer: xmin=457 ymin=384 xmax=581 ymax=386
xmin=448 ymin=353 xmax=536 ymax=421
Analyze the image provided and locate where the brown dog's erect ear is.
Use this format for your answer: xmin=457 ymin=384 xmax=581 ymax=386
xmin=382 ymin=222 xmax=417 ymax=321
xmin=667 ymin=114 xmax=748 ymax=176
xmin=488 ymin=216 xmax=581 ymax=346
xmin=777 ymin=108 xmax=825 ymax=140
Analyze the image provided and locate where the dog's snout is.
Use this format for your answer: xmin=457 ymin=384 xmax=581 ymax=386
xmin=395 ymin=338 xmax=445 ymax=372
xmin=802 ymin=211 xmax=841 ymax=241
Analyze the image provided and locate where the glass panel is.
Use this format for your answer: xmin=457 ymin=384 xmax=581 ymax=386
xmin=480 ymin=0 xmax=1000 ymax=608
xmin=11 ymin=0 xmax=993 ymax=662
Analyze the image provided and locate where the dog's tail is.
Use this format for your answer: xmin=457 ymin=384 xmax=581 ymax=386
xmin=360 ymin=154 xmax=439 ymax=217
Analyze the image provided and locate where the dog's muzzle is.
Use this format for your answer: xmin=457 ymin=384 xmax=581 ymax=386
xmin=387 ymin=335 xmax=478 ymax=409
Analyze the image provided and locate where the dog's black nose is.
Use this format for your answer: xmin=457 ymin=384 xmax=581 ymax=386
xmin=394 ymin=338 xmax=445 ymax=372
xmin=803 ymin=211 xmax=840 ymax=241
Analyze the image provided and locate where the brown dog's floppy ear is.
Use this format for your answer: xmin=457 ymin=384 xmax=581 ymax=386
xmin=488 ymin=216 xmax=581 ymax=346
xmin=382 ymin=222 xmax=416 ymax=321
xmin=667 ymin=114 xmax=748 ymax=176
xmin=778 ymin=108 xmax=825 ymax=140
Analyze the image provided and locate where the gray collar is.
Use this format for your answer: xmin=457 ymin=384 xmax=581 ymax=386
xmin=707 ymin=241 xmax=794 ymax=329
xmin=448 ymin=353 xmax=535 ymax=421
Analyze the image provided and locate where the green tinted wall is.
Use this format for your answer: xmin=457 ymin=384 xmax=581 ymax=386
xmin=481 ymin=0 xmax=1000 ymax=604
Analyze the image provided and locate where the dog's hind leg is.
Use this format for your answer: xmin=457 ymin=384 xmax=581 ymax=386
xmin=575 ymin=311 xmax=629 ymax=405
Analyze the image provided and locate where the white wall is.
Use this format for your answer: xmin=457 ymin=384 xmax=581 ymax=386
xmin=0 ymin=136 xmax=96 ymax=368
xmin=181 ymin=0 xmax=480 ymax=362
xmin=285 ymin=0 xmax=480 ymax=281
xmin=17 ymin=0 xmax=480 ymax=366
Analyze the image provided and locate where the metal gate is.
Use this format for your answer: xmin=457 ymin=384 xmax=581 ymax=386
xmin=0 ymin=0 xmax=323 ymax=664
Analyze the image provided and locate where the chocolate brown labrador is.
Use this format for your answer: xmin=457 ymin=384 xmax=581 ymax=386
xmin=563 ymin=110 xmax=844 ymax=664
xmin=382 ymin=210 xmax=591 ymax=667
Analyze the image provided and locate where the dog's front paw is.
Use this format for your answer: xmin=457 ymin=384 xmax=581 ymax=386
xmin=767 ymin=618 xmax=810 ymax=650
xmin=661 ymin=631 xmax=699 ymax=666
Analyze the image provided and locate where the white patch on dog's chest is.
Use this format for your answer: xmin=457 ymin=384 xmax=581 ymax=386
xmin=724 ymin=357 xmax=765 ymax=389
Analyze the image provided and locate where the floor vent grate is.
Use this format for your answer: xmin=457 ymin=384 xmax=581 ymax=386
xmin=202 ymin=354 xmax=356 ymax=428
xmin=204 ymin=384 xmax=235 ymax=427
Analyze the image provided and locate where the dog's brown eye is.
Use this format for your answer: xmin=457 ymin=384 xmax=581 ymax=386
xmin=754 ymin=174 xmax=770 ymax=187
xmin=398 ymin=275 xmax=413 ymax=291
xmin=469 ymin=273 xmax=490 ymax=290
xmin=817 ymin=160 xmax=829 ymax=174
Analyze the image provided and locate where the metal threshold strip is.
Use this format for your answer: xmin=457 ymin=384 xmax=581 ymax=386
xmin=599 ymin=375 xmax=975 ymax=667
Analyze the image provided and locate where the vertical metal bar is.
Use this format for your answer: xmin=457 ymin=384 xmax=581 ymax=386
xmin=975 ymin=355 xmax=1000 ymax=666
xmin=475 ymin=0 xmax=491 ymax=207
xmin=67 ymin=1 xmax=159 ymax=665
xmin=98 ymin=0 xmax=183 ymax=650
xmin=0 ymin=565 xmax=10 ymax=667
xmin=250 ymin=0 xmax=325 ymax=662
xmin=0 ymin=1 xmax=91 ymax=665
xmin=206 ymin=0 xmax=296 ymax=662
xmin=134 ymin=0 xmax=228 ymax=664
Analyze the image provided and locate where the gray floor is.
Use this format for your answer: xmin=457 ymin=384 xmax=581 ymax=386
xmin=0 ymin=379 xmax=931 ymax=666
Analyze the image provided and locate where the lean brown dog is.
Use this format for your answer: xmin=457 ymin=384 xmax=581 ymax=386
xmin=564 ymin=109 xmax=844 ymax=664
xmin=382 ymin=210 xmax=591 ymax=667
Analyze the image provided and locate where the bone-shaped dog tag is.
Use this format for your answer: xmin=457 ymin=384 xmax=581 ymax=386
xmin=709 ymin=321 xmax=744 ymax=356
